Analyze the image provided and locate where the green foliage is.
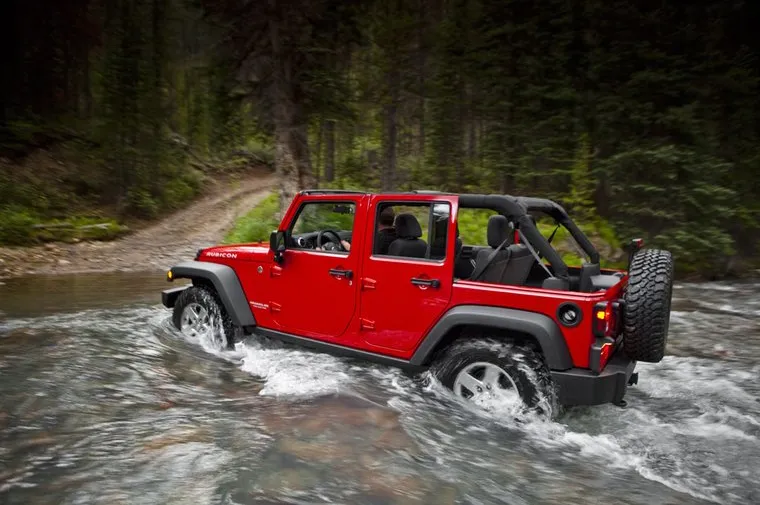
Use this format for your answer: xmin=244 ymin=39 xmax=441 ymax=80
xmin=126 ymin=189 xmax=160 ymax=220
xmin=3 ymin=0 xmax=760 ymax=278
xmin=161 ymin=169 xmax=205 ymax=211
xmin=457 ymin=209 xmax=495 ymax=246
xmin=32 ymin=218 xmax=129 ymax=243
xmin=0 ymin=208 xmax=38 ymax=246
xmin=0 ymin=208 xmax=129 ymax=246
xmin=565 ymin=134 xmax=596 ymax=219
xmin=0 ymin=0 xmax=257 ymax=246
xmin=244 ymin=138 xmax=276 ymax=168
xmin=225 ymin=193 xmax=281 ymax=244
xmin=604 ymin=145 xmax=737 ymax=273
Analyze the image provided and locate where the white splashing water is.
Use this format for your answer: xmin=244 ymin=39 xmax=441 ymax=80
xmin=7 ymin=294 xmax=757 ymax=505
xmin=235 ymin=339 xmax=352 ymax=397
xmin=163 ymin=311 xmax=758 ymax=505
xmin=164 ymin=278 xmax=759 ymax=505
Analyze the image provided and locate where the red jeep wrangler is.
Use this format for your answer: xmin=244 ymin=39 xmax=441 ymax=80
xmin=161 ymin=190 xmax=674 ymax=414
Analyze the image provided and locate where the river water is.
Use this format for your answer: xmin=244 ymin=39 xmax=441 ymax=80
xmin=1 ymin=273 xmax=758 ymax=505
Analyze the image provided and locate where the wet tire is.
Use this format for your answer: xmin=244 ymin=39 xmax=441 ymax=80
xmin=623 ymin=248 xmax=675 ymax=363
xmin=172 ymin=285 xmax=235 ymax=348
xmin=432 ymin=339 xmax=556 ymax=416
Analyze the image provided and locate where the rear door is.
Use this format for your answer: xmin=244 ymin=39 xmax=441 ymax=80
xmin=358 ymin=196 xmax=457 ymax=357
xmin=268 ymin=195 xmax=364 ymax=341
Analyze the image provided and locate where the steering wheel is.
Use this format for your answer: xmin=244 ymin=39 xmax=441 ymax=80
xmin=316 ymin=230 xmax=345 ymax=251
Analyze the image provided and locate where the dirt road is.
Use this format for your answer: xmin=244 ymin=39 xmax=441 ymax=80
xmin=0 ymin=170 xmax=277 ymax=279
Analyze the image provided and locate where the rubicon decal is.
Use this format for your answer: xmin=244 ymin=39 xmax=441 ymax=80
xmin=205 ymin=251 xmax=238 ymax=259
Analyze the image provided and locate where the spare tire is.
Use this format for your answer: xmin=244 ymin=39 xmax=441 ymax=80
xmin=623 ymin=248 xmax=675 ymax=363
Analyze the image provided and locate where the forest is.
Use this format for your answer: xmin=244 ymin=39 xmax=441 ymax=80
xmin=1 ymin=0 xmax=759 ymax=277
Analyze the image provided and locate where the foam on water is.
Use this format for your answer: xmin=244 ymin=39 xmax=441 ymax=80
xmin=158 ymin=304 xmax=759 ymax=505
xmin=236 ymin=338 xmax=352 ymax=397
xmin=636 ymin=357 xmax=757 ymax=403
xmin=403 ymin=365 xmax=737 ymax=504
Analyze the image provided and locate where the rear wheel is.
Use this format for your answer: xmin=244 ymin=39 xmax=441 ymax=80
xmin=172 ymin=286 xmax=235 ymax=350
xmin=623 ymin=248 xmax=675 ymax=363
xmin=432 ymin=339 xmax=556 ymax=417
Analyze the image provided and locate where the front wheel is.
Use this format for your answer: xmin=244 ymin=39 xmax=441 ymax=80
xmin=172 ymin=286 xmax=235 ymax=350
xmin=432 ymin=339 xmax=557 ymax=417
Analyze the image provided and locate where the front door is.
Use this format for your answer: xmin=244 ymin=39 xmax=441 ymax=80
xmin=269 ymin=198 xmax=361 ymax=341
xmin=358 ymin=198 xmax=456 ymax=357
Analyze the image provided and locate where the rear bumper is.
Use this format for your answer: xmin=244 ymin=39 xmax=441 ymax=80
xmin=162 ymin=286 xmax=188 ymax=308
xmin=551 ymin=352 xmax=637 ymax=406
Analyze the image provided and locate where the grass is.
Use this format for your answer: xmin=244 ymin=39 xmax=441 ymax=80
xmin=0 ymin=208 xmax=130 ymax=245
xmin=224 ymin=192 xmax=281 ymax=244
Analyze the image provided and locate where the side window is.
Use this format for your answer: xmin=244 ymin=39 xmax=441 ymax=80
xmin=289 ymin=201 xmax=356 ymax=253
xmin=373 ymin=201 xmax=450 ymax=260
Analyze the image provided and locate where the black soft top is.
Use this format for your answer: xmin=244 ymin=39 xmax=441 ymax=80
xmin=458 ymin=194 xmax=600 ymax=279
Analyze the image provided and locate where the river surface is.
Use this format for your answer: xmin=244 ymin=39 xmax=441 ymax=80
xmin=1 ymin=273 xmax=759 ymax=505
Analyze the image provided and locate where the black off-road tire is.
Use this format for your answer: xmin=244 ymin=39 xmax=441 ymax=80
xmin=432 ymin=339 xmax=557 ymax=417
xmin=172 ymin=285 xmax=236 ymax=348
xmin=623 ymin=249 xmax=675 ymax=363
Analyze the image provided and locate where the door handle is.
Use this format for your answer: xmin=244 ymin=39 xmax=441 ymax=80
xmin=329 ymin=268 xmax=353 ymax=280
xmin=411 ymin=277 xmax=440 ymax=289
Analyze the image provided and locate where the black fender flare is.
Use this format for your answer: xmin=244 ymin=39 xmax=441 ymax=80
xmin=165 ymin=261 xmax=256 ymax=327
xmin=410 ymin=305 xmax=573 ymax=370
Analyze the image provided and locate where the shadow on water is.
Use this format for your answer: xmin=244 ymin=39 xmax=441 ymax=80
xmin=1 ymin=273 xmax=759 ymax=505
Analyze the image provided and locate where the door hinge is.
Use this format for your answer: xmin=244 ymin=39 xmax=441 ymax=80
xmin=359 ymin=318 xmax=375 ymax=330
xmin=361 ymin=278 xmax=377 ymax=290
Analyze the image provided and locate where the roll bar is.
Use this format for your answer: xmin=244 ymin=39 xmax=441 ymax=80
xmin=458 ymin=194 xmax=601 ymax=279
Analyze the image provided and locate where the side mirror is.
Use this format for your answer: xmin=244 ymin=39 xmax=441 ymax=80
xmin=270 ymin=230 xmax=286 ymax=264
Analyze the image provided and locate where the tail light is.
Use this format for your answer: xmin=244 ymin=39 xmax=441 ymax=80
xmin=590 ymin=300 xmax=623 ymax=373
xmin=592 ymin=301 xmax=621 ymax=338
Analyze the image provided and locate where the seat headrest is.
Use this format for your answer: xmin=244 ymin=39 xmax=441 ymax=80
xmin=487 ymin=215 xmax=513 ymax=248
xmin=395 ymin=213 xmax=423 ymax=239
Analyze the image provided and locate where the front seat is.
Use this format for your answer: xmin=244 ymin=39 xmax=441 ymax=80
xmin=388 ymin=214 xmax=428 ymax=258
xmin=471 ymin=215 xmax=535 ymax=285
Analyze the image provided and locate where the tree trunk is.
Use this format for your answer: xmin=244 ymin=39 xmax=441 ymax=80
xmin=456 ymin=82 xmax=467 ymax=189
xmin=325 ymin=119 xmax=335 ymax=183
xmin=76 ymin=45 xmax=92 ymax=120
xmin=268 ymin=0 xmax=314 ymax=214
xmin=314 ymin=118 xmax=324 ymax=184
xmin=383 ymin=69 xmax=400 ymax=191
xmin=467 ymin=85 xmax=477 ymax=161
xmin=416 ymin=0 xmax=428 ymax=157
xmin=274 ymin=112 xmax=314 ymax=215
xmin=501 ymin=100 xmax=515 ymax=194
